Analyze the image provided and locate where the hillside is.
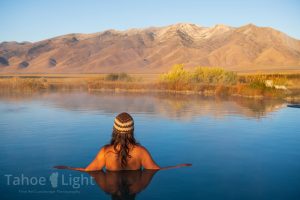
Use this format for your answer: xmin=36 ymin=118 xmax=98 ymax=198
xmin=1 ymin=23 xmax=300 ymax=73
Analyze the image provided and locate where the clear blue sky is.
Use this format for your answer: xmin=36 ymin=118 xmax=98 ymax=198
xmin=1 ymin=0 xmax=300 ymax=42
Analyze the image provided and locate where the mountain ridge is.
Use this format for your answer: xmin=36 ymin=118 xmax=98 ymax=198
xmin=1 ymin=23 xmax=300 ymax=73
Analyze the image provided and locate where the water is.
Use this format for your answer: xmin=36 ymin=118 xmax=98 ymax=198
xmin=0 ymin=91 xmax=299 ymax=200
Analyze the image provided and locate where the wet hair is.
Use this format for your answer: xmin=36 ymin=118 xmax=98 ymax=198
xmin=110 ymin=112 xmax=139 ymax=168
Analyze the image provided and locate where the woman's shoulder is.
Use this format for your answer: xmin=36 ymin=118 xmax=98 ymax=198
xmin=103 ymin=144 xmax=112 ymax=148
xmin=101 ymin=144 xmax=114 ymax=153
xmin=133 ymin=145 xmax=149 ymax=153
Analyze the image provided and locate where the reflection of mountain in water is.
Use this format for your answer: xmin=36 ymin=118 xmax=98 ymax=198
xmin=0 ymin=91 xmax=286 ymax=120
xmin=88 ymin=169 xmax=158 ymax=200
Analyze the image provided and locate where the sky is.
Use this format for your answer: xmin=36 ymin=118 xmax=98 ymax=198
xmin=1 ymin=0 xmax=300 ymax=42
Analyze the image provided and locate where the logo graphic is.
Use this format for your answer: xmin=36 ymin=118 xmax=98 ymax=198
xmin=49 ymin=172 xmax=58 ymax=188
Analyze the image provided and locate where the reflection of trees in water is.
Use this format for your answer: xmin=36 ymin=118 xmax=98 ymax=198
xmin=88 ymin=169 xmax=158 ymax=200
xmin=232 ymin=97 xmax=285 ymax=119
xmin=0 ymin=91 xmax=286 ymax=119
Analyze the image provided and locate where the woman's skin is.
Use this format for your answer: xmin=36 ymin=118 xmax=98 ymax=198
xmin=54 ymin=144 xmax=191 ymax=171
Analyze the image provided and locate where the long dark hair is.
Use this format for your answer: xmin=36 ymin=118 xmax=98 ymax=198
xmin=110 ymin=113 xmax=139 ymax=168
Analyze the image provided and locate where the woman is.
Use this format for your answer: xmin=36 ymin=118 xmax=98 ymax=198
xmin=54 ymin=112 xmax=191 ymax=171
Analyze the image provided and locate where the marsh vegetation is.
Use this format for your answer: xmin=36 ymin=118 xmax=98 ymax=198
xmin=0 ymin=65 xmax=299 ymax=100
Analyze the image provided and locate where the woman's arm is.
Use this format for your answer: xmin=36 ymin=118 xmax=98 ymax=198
xmin=53 ymin=165 xmax=85 ymax=171
xmin=54 ymin=146 xmax=106 ymax=172
xmin=159 ymin=163 xmax=192 ymax=170
xmin=140 ymin=147 xmax=192 ymax=170
xmin=140 ymin=147 xmax=160 ymax=170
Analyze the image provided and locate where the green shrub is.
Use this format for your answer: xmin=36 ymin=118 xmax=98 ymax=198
xmin=105 ymin=73 xmax=132 ymax=81
xmin=160 ymin=64 xmax=192 ymax=83
xmin=160 ymin=65 xmax=237 ymax=85
xmin=272 ymin=76 xmax=288 ymax=86
xmin=105 ymin=73 xmax=119 ymax=81
xmin=223 ymin=71 xmax=238 ymax=85
xmin=193 ymin=67 xmax=237 ymax=84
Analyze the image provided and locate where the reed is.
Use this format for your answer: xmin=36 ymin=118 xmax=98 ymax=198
xmin=160 ymin=64 xmax=238 ymax=85
xmin=0 ymin=68 xmax=299 ymax=99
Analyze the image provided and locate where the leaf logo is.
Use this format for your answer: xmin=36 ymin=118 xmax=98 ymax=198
xmin=49 ymin=172 xmax=58 ymax=188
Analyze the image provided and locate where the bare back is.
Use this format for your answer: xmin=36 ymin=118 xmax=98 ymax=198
xmin=54 ymin=144 xmax=191 ymax=172
xmin=104 ymin=145 xmax=159 ymax=171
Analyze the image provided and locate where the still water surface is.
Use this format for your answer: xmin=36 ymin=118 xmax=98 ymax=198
xmin=0 ymin=91 xmax=299 ymax=200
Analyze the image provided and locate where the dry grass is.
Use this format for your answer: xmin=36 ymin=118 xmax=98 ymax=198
xmin=0 ymin=69 xmax=300 ymax=99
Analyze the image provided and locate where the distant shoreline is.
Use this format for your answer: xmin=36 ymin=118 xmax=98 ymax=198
xmin=0 ymin=72 xmax=300 ymax=102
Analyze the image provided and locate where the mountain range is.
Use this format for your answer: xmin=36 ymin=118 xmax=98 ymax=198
xmin=1 ymin=23 xmax=300 ymax=73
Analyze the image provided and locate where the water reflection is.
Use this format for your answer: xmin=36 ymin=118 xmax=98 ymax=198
xmin=0 ymin=91 xmax=286 ymax=119
xmin=88 ymin=169 xmax=158 ymax=200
